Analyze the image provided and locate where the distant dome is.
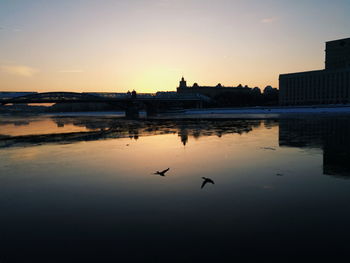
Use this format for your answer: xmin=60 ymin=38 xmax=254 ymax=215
xmin=193 ymin=83 xmax=199 ymax=87
xmin=216 ymin=83 xmax=222 ymax=88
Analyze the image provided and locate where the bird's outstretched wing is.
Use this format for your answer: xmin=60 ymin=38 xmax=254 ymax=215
xmin=153 ymin=171 xmax=166 ymax=176
xmin=160 ymin=168 xmax=170 ymax=174
xmin=201 ymin=178 xmax=215 ymax=189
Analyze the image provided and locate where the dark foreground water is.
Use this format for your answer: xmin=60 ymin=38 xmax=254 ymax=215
xmin=1 ymin=114 xmax=350 ymax=262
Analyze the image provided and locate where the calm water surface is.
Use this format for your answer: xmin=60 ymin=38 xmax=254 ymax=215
xmin=1 ymin=114 xmax=350 ymax=262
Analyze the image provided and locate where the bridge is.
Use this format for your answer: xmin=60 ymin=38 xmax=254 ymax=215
xmin=0 ymin=92 xmax=209 ymax=118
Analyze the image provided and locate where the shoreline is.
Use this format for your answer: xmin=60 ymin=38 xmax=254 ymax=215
xmin=184 ymin=105 xmax=350 ymax=114
xmin=2 ymin=105 xmax=350 ymax=118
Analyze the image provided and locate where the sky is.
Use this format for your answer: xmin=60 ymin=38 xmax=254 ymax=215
xmin=0 ymin=0 xmax=350 ymax=93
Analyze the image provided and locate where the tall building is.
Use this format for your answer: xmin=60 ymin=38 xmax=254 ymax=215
xmin=279 ymin=37 xmax=350 ymax=105
xmin=326 ymin=38 xmax=350 ymax=69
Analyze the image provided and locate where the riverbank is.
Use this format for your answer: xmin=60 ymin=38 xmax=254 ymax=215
xmin=2 ymin=105 xmax=350 ymax=118
xmin=184 ymin=105 xmax=350 ymax=114
xmin=151 ymin=105 xmax=350 ymax=119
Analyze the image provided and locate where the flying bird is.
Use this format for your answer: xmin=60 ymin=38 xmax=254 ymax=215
xmin=201 ymin=177 xmax=215 ymax=189
xmin=154 ymin=168 xmax=170 ymax=176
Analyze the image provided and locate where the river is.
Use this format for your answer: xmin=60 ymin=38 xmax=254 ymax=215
xmin=0 ymin=113 xmax=350 ymax=261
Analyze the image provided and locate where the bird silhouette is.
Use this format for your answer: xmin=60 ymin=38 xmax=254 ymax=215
xmin=154 ymin=168 xmax=170 ymax=176
xmin=201 ymin=177 xmax=215 ymax=189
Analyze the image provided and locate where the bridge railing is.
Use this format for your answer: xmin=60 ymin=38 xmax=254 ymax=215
xmin=0 ymin=91 xmax=212 ymax=104
xmin=84 ymin=92 xmax=157 ymax=99
xmin=84 ymin=92 xmax=209 ymax=100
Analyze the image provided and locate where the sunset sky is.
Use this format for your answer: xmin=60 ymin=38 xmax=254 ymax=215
xmin=1 ymin=0 xmax=349 ymax=93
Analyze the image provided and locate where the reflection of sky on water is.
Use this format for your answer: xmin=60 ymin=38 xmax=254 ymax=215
xmin=1 ymin=115 xmax=350 ymax=261
xmin=0 ymin=116 xmax=92 ymax=136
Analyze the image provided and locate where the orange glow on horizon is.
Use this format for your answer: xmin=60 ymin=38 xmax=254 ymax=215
xmin=1 ymin=1 xmax=347 ymax=93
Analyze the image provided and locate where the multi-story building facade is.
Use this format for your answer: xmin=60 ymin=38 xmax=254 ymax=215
xmin=279 ymin=37 xmax=350 ymax=105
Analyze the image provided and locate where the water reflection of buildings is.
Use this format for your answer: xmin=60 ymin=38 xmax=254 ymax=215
xmin=53 ymin=117 xmax=264 ymax=146
xmin=2 ymin=116 xmax=349 ymax=179
xmin=176 ymin=120 xmax=264 ymax=145
xmin=0 ymin=117 xmax=269 ymax=148
xmin=279 ymin=117 xmax=350 ymax=178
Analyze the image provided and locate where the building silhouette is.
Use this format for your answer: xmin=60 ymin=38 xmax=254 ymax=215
xmin=177 ymin=77 xmax=252 ymax=98
xmin=279 ymin=37 xmax=350 ymax=105
xmin=177 ymin=77 xmax=278 ymax=106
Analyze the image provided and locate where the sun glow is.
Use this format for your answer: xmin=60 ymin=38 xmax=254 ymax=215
xmin=0 ymin=1 xmax=349 ymax=92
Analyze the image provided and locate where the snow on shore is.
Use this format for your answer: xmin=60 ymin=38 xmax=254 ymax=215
xmin=12 ymin=106 xmax=350 ymax=118
xmin=184 ymin=106 xmax=350 ymax=115
xmin=44 ymin=111 xmax=126 ymax=117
